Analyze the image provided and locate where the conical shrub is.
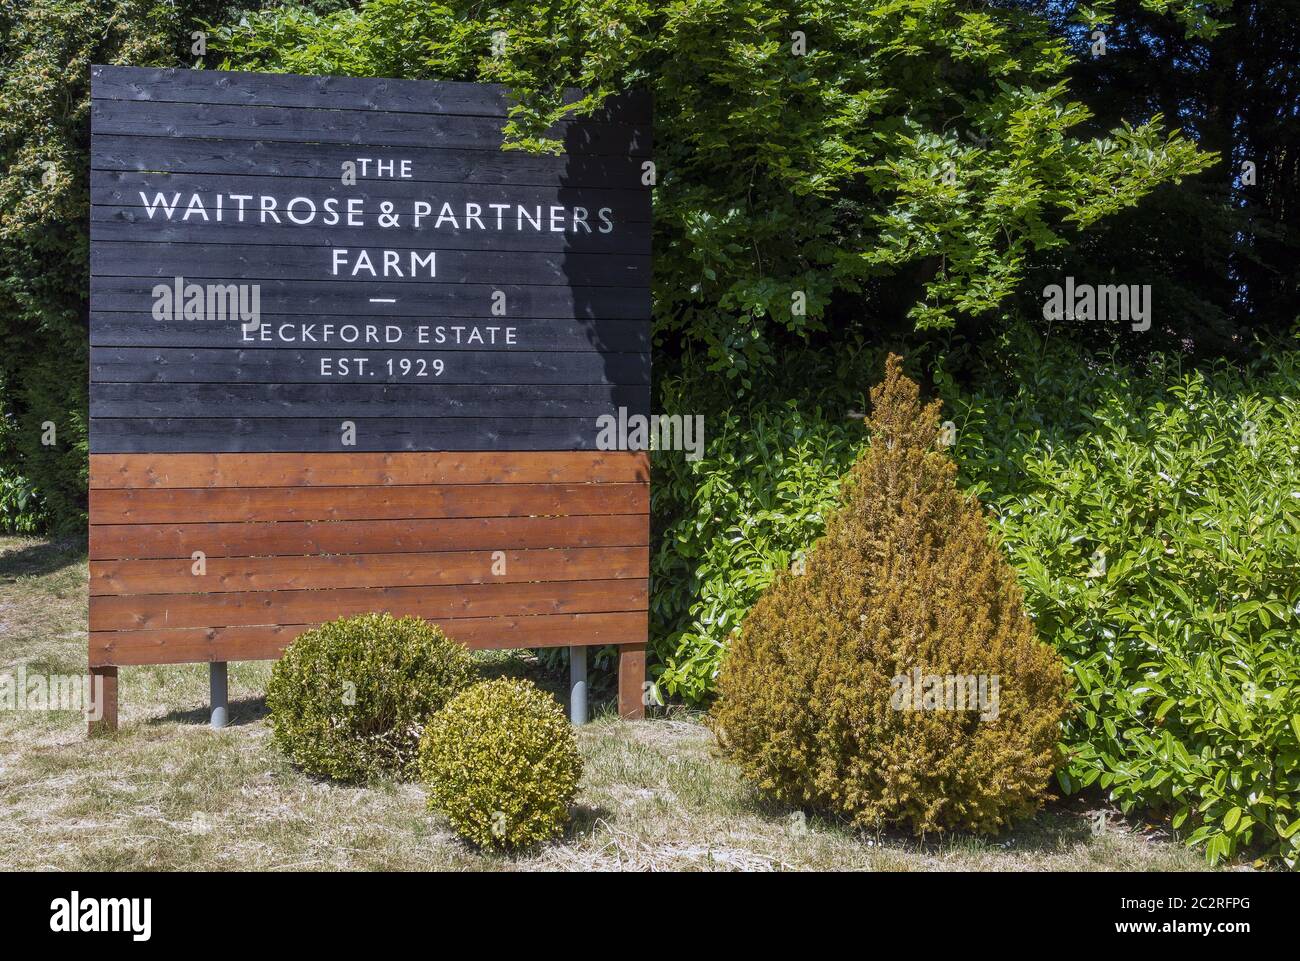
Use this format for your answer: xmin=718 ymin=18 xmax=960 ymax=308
xmin=713 ymin=354 xmax=1069 ymax=834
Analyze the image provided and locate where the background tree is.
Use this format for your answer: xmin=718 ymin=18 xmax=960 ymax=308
xmin=214 ymin=0 xmax=1212 ymax=384
xmin=1010 ymin=0 xmax=1298 ymax=355
xmin=0 ymin=0 xmax=349 ymax=531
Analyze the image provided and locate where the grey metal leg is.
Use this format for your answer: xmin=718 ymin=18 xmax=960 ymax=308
xmin=210 ymin=662 xmax=228 ymax=729
xmin=569 ymin=646 xmax=587 ymax=725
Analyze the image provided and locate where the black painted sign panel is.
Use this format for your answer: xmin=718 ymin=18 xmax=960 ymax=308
xmin=88 ymin=66 xmax=653 ymax=453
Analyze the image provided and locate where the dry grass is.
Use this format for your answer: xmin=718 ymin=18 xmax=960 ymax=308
xmin=0 ymin=535 xmax=1220 ymax=871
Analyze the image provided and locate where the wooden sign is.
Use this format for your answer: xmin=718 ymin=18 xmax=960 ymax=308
xmin=87 ymin=66 xmax=652 ymax=729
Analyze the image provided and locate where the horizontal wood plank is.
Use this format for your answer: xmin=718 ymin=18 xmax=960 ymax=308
xmin=89 ymin=512 xmax=648 ymax=560
xmin=90 ymin=383 xmax=651 ymax=418
xmin=90 ymin=482 xmax=647 ymax=524
xmin=89 ymin=546 xmax=648 ymax=595
xmin=91 ymin=347 xmax=650 ymax=385
xmin=90 ymin=207 xmax=653 ymax=254
xmin=90 ymin=99 xmax=651 ymax=156
xmin=90 ymin=136 xmax=648 ymax=189
xmin=90 ymin=242 xmax=650 ymax=288
xmin=89 ymin=578 xmax=647 ymax=631
xmin=89 ymin=610 xmax=649 ymax=665
xmin=88 ymin=418 xmax=642 ymax=453
xmin=90 ymin=315 xmax=650 ymax=353
xmin=89 ymin=451 xmax=649 ymax=488
xmin=89 ymin=276 xmax=651 ymax=318
xmin=91 ymin=66 xmax=652 ymax=123
xmin=90 ymin=169 xmax=651 ymax=221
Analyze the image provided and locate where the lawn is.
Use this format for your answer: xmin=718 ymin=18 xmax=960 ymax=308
xmin=0 ymin=535 xmax=1219 ymax=871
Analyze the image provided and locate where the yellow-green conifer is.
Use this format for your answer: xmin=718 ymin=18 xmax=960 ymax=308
xmin=714 ymin=355 xmax=1069 ymax=833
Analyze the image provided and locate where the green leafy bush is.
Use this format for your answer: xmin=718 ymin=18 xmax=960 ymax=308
xmin=267 ymin=613 xmax=476 ymax=783
xmin=651 ymin=349 xmax=871 ymax=702
xmin=946 ymin=334 xmax=1300 ymax=867
xmin=714 ymin=356 xmax=1070 ymax=834
xmin=0 ymin=468 xmax=46 ymax=534
xmin=418 ymin=678 xmax=582 ymax=850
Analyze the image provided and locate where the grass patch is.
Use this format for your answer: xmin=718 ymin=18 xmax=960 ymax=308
xmin=0 ymin=535 xmax=1224 ymax=871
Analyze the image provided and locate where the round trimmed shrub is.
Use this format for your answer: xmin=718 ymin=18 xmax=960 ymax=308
xmin=418 ymin=678 xmax=582 ymax=850
xmin=267 ymin=613 xmax=476 ymax=782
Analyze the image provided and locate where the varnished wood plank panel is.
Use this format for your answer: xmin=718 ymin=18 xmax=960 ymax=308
xmin=89 ymin=578 xmax=647 ymax=631
xmin=89 ymin=512 xmax=649 ymax=560
xmin=89 ymin=610 xmax=650 ymax=666
xmin=90 ymin=483 xmax=648 ymax=524
xmin=89 ymin=546 xmax=649 ymax=595
xmin=89 ymin=451 xmax=650 ymax=488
